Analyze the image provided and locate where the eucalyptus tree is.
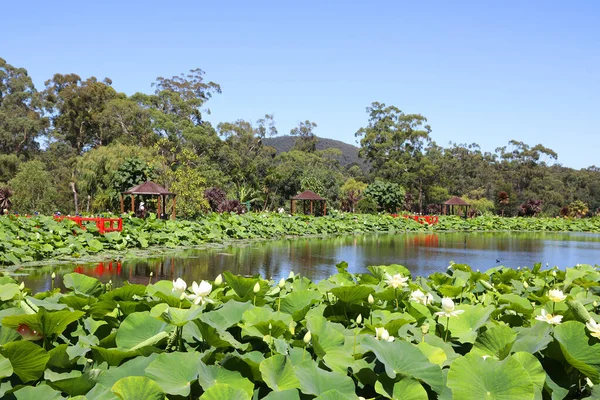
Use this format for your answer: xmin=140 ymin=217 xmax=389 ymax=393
xmin=43 ymin=74 xmax=118 ymax=154
xmin=355 ymin=102 xmax=432 ymax=211
xmin=0 ymin=58 xmax=48 ymax=157
xmin=290 ymin=120 xmax=318 ymax=152
xmin=217 ymin=115 xmax=277 ymax=199
xmin=133 ymin=69 xmax=222 ymax=158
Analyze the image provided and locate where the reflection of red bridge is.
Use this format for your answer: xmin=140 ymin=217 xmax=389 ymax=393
xmin=54 ymin=216 xmax=122 ymax=234
xmin=74 ymin=261 xmax=122 ymax=276
xmin=391 ymin=214 xmax=439 ymax=225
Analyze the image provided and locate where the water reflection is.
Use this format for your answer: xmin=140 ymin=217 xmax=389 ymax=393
xmin=18 ymin=231 xmax=600 ymax=293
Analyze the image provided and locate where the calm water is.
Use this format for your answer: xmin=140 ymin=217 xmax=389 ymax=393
xmin=18 ymin=232 xmax=600 ymax=292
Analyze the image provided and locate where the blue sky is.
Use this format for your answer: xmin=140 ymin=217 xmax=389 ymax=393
xmin=2 ymin=1 xmax=599 ymax=168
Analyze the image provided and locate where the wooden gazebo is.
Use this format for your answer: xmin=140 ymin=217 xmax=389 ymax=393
xmin=121 ymin=181 xmax=176 ymax=219
xmin=443 ymin=196 xmax=470 ymax=217
xmin=290 ymin=190 xmax=327 ymax=216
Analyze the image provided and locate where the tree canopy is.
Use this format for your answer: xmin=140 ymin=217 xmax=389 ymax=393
xmin=1 ymin=57 xmax=599 ymax=218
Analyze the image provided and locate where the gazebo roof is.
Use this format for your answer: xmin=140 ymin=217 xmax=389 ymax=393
xmin=444 ymin=196 xmax=469 ymax=206
xmin=291 ymin=190 xmax=325 ymax=201
xmin=122 ymin=181 xmax=174 ymax=196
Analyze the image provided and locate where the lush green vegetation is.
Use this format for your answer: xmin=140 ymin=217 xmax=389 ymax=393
xmin=3 ymin=213 xmax=600 ymax=267
xmin=0 ymin=262 xmax=599 ymax=398
xmin=2 ymin=57 xmax=600 ymax=219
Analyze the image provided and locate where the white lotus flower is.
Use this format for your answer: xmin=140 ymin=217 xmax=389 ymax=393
xmin=435 ymin=297 xmax=465 ymax=318
xmin=186 ymin=280 xmax=213 ymax=305
xmin=375 ymin=327 xmax=394 ymax=342
xmin=303 ymin=330 xmax=312 ymax=344
xmin=548 ymin=289 xmax=567 ymax=303
xmin=278 ymin=278 xmax=285 ymax=288
xmin=385 ymin=273 xmax=408 ymax=289
xmin=410 ymin=289 xmax=433 ymax=305
xmin=253 ymin=282 xmax=261 ymax=294
xmin=172 ymin=277 xmax=187 ymax=293
xmin=535 ymin=309 xmax=562 ymax=325
xmin=214 ymin=274 xmax=223 ymax=286
xmin=368 ymin=294 xmax=375 ymax=304
xmin=586 ymin=318 xmax=600 ymax=338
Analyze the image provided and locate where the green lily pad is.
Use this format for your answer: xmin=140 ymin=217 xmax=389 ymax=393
xmin=145 ymin=352 xmax=200 ymax=396
xmin=259 ymin=354 xmax=300 ymax=392
xmin=447 ymin=353 xmax=534 ymax=400
xmin=553 ymin=321 xmax=600 ymax=383
xmin=361 ymin=336 xmax=443 ymax=394
xmin=115 ymin=311 xmax=172 ymax=350
xmin=199 ymin=383 xmax=250 ymax=400
xmin=14 ymin=384 xmax=64 ymax=400
xmin=0 ymin=341 xmax=49 ymax=382
xmin=111 ymin=376 xmax=165 ymax=400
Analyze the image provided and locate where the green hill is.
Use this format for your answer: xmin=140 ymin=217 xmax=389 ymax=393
xmin=263 ymin=135 xmax=368 ymax=170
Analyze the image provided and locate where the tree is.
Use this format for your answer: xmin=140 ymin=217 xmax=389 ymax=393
xmin=217 ymin=115 xmax=277 ymax=195
xmin=355 ymin=102 xmax=432 ymax=206
xmin=363 ymin=180 xmax=405 ymax=213
xmin=163 ymin=148 xmax=210 ymax=218
xmin=76 ymin=144 xmax=156 ymax=212
xmin=9 ymin=160 xmax=57 ymax=214
xmin=0 ymin=186 xmax=13 ymax=211
xmin=340 ymin=178 xmax=368 ymax=213
xmin=290 ymin=120 xmax=318 ymax=152
xmin=43 ymin=74 xmax=118 ymax=154
xmin=0 ymin=58 xmax=48 ymax=157
xmin=133 ymin=69 xmax=222 ymax=157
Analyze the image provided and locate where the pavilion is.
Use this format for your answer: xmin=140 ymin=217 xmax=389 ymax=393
xmin=443 ymin=196 xmax=470 ymax=217
xmin=290 ymin=190 xmax=327 ymax=216
xmin=121 ymin=181 xmax=176 ymax=219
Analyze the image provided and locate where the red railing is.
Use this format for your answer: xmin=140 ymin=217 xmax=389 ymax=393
xmin=54 ymin=216 xmax=123 ymax=234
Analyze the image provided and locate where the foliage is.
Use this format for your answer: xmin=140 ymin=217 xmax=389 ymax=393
xmin=0 ymin=186 xmax=13 ymax=211
xmin=290 ymin=120 xmax=318 ymax=153
xmin=355 ymin=102 xmax=432 ymax=196
xmin=357 ymin=197 xmax=378 ymax=214
xmin=165 ymin=149 xmax=210 ymax=219
xmin=1 ymin=263 xmax=600 ymax=398
xmin=217 ymin=200 xmax=246 ymax=214
xmin=340 ymin=178 xmax=368 ymax=213
xmin=566 ymin=200 xmax=589 ymax=219
xmin=8 ymin=160 xmax=57 ymax=214
xmin=519 ymin=199 xmax=543 ymax=217
xmin=204 ymin=187 xmax=227 ymax=212
xmin=0 ymin=58 xmax=48 ymax=157
xmin=363 ymin=180 xmax=405 ymax=213
xmin=4 ymin=214 xmax=600 ymax=267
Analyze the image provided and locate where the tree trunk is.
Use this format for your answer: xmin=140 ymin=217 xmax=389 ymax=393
xmin=70 ymin=182 xmax=78 ymax=214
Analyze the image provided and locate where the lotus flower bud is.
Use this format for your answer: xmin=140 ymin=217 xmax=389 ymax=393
xmin=278 ymin=278 xmax=285 ymax=288
xmin=368 ymin=294 xmax=374 ymax=304
xmin=421 ymin=324 xmax=429 ymax=335
xmin=214 ymin=274 xmax=223 ymax=286
xmin=594 ymin=301 xmax=598 ymax=308
xmin=19 ymin=282 xmax=25 ymax=290
xmin=51 ymin=272 xmax=56 ymax=279
xmin=150 ymin=272 xmax=153 ymax=277
xmin=289 ymin=321 xmax=296 ymax=335
xmin=253 ymin=282 xmax=260 ymax=294
xmin=356 ymin=314 xmax=362 ymax=325
xmin=523 ymin=281 xmax=529 ymax=289
xmin=179 ymin=293 xmax=186 ymax=301
xmin=268 ymin=323 xmax=272 ymax=330
xmin=303 ymin=330 xmax=311 ymax=344
xmin=288 ymin=271 xmax=295 ymax=279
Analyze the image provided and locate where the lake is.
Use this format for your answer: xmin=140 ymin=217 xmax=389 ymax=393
xmin=19 ymin=231 xmax=600 ymax=292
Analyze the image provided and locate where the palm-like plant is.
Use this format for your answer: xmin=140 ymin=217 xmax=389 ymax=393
xmin=0 ymin=187 xmax=13 ymax=211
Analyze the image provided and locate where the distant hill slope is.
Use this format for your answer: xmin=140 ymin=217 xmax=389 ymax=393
xmin=263 ymin=135 xmax=368 ymax=170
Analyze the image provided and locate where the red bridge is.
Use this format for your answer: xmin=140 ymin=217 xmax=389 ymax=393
xmin=54 ymin=216 xmax=123 ymax=234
